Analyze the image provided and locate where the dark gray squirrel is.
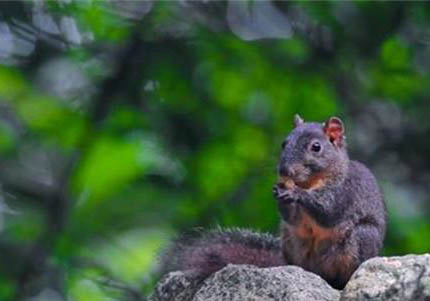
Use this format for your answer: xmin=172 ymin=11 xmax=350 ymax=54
xmin=160 ymin=115 xmax=386 ymax=290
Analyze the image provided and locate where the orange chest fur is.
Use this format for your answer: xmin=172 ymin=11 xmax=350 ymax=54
xmin=291 ymin=210 xmax=337 ymax=253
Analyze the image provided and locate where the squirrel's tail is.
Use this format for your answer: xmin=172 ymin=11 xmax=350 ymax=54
xmin=159 ymin=228 xmax=285 ymax=280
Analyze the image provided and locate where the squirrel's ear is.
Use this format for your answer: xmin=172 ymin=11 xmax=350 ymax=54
xmin=323 ymin=117 xmax=344 ymax=147
xmin=294 ymin=114 xmax=304 ymax=127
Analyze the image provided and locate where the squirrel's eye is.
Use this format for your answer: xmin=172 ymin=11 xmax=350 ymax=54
xmin=281 ymin=141 xmax=287 ymax=149
xmin=310 ymin=141 xmax=321 ymax=153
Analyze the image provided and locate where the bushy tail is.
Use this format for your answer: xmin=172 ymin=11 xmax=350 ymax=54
xmin=159 ymin=228 xmax=285 ymax=280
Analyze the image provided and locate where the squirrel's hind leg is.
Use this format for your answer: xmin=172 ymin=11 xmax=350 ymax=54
xmin=315 ymin=223 xmax=383 ymax=289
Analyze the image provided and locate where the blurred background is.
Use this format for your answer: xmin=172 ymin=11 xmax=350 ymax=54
xmin=0 ymin=1 xmax=429 ymax=300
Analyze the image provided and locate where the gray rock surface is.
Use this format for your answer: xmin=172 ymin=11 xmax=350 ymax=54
xmin=149 ymin=271 xmax=198 ymax=301
xmin=150 ymin=254 xmax=430 ymax=301
xmin=150 ymin=264 xmax=340 ymax=301
xmin=341 ymin=254 xmax=430 ymax=301
xmin=193 ymin=264 xmax=340 ymax=301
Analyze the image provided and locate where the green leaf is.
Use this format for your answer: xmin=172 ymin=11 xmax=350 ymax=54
xmin=16 ymin=96 xmax=87 ymax=148
xmin=75 ymin=2 xmax=130 ymax=42
xmin=69 ymin=279 xmax=107 ymax=301
xmin=73 ymin=136 xmax=143 ymax=203
xmin=381 ymin=38 xmax=410 ymax=70
xmin=0 ymin=66 xmax=28 ymax=100
xmin=0 ymin=276 xmax=14 ymax=300
xmin=0 ymin=122 xmax=15 ymax=153
xmin=93 ymin=229 xmax=167 ymax=283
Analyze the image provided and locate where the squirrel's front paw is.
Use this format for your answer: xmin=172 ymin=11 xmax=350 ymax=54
xmin=273 ymin=184 xmax=295 ymax=221
xmin=273 ymin=184 xmax=295 ymax=203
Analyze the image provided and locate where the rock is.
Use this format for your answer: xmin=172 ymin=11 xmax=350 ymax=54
xmin=194 ymin=264 xmax=340 ymax=301
xmin=149 ymin=271 xmax=198 ymax=301
xmin=151 ymin=254 xmax=430 ymax=301
xmin=150 ymin=264 xmax=340 ymax=301
xmin=341 ymin=254 xmax=430 ymax=301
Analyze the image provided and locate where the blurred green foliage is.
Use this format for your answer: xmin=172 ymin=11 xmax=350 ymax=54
xmin=0 ymin=1 xmax=429 ymax=300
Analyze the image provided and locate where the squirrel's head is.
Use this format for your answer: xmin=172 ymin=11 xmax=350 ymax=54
xmin=278 ymin=114 xmax=349 ymax=189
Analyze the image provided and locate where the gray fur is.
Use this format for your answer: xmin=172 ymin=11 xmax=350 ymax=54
xmin=275 ymin=117 xmax=386 ymax=289
xmin=294 ymin=114 xmax=304 ymax=127
xmin=160 ymin=116 xmax=386 ymax=291
xmin=160 ymin=228 xmax=285 ymax=280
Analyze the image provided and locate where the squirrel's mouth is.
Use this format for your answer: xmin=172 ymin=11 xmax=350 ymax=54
xmin=277 ymin=162 xmax=326 ymax=190
xmin=278 ymin=172 xmax=325 ymax=190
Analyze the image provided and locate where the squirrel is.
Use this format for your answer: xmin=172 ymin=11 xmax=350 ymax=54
xmin=160 ymin=115 xmax=386 ymax=290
